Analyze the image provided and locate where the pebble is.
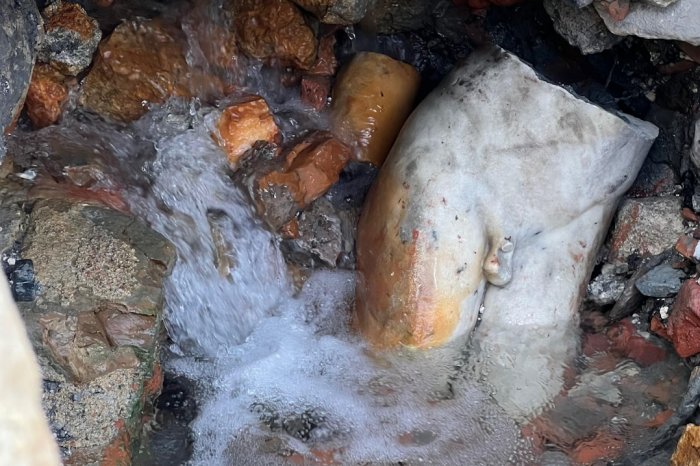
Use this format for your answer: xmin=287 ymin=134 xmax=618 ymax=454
xmin=635 ymin=264 xmax=686 ymax=297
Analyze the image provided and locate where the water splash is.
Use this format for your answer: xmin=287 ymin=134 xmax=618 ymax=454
xmin=125 ymin=104 xmax=526 ymax=464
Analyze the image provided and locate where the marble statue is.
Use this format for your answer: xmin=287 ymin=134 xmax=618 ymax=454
xmin=355 ymin=47 xmax=659 ymax=419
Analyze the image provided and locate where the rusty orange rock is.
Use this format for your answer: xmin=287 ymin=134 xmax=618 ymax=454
xmin=234 ymin=0 xmax=318 ymax=70
xmin=41 ymin=0 xmax=101 ymax=76
xmin=214 ymin=97 xmax=280 ymax=166
xmin=666 ymin=279 xmax=700 ymax=357
xmin=259 ymin=131 xmax=351 ymax=208
xmin=308 ymin=34 xmax=338 ymax=77
xmin=100 ymin=419 xmax=131 ymax=466
xmin=80 ymin=18 xmax=193 ymax=122
xmin=301 ymin=75 xmax=331 ymax=111
xmin=44 ymin=1 xmax=96 ymax=40
xmin=570 ymin=430 xmax=624 ymax=465
xmin=331 ymin=52 xmax=419 ymax=166
xmin=25 ymin=64 xmax=69 ymax=128
xmin=672 ymin=424 xmax=700 ymax=466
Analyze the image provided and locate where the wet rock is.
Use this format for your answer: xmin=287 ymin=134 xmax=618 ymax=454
xmin=544 ymin=0 xmax=622 ymax=55
xmin=9 ymin=259 xmax=37 ymax=302
xmin=258 ymin=131 xmax=351 ymax=211
xmin=236 ymin=144 xmax=296 ymax=231
xmin=570 ymin=429 xmax=624 ymax=465
xmin=281 ymin=197 xmax=356 ymax=268
xmin=567 ymin=0 xmax=594 ymax=6
xmin=298 ymin=31 xmax=336 ymax=108
xmin=80 ymin=18 xmax=192 ymax=122
xmin=290 ymin=0 xmax=371 ymax=24
xmin=325 ymin=161 xmax=378 ymax=209
xmin=635 ymin=264 xmax=686 ymax=297
xmin=213 ymin=96 xmax=281 ymax=166
xmin=595 ymin=0 xmax=700 ymax=45
xmin=664 ymin=279 xmax=700 ymax=357
xmin=233 ymin=0 xmax=318 ymax=70
xmin=355 ymin=46 xmax=658 ymax=420
xmin=672 ymin=424 xmax=700 ymax=466
xmin=0 ymin=0 xmax=41 ymax=134
xmin=331 ymin=52 xmax=420 ymax=166
xmin=607 ymin=319 xmax=667 ymax=366
xmin=38 ymin=1 xmax=101 ymax=76
xmin=307 ymin=34 xmax=339 ymax=77
xmin=13 ymin=199 xmax=175 ymax=463
xmin=25 ymin=64 xmax=70 ymax=129
xmin=607 ymin=196 xmax=685 ymax=264
xmin=300 ymin=75 xmax=331 ymax=111
xmin=587 ymin=272 xmax=626 ymax=305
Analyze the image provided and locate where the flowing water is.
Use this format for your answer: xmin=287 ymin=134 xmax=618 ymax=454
xmin=5 ymin=2 xmax=693 ymax=464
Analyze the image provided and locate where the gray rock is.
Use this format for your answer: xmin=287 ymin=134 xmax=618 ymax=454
xmin=281 ymin=197 xmax=356 ymax=268
xmin=38 ymin=1 xmax=101 ymax=76
xmin=545 ymin=0 xmax=623 ymax=55
xmin=0 ymin=0 xmax=41 ymax=134
xmin=635 ymin=263 xmax=685 ymax=297
xmin=566 ymin=0 xmax=594 ymax=6
xmin=290 ymin=0 xmax=372 ymax=24
xmin=587 ymin=272 xmax=626 ymax=305
xmin=607 ymin=196 xmax=686 ymax=264
xmin=595 ymin=0 xmax=700 ymax=46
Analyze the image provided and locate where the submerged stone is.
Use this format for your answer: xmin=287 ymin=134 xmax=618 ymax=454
xmin=331 ymin=52 xmax=420 ymax=167
xmin=213 ymin=96 xmax=281 ymax=167
xmin=281 ymin=197 xmax=356 ymax=268
xmin=25 ymin=64 xmax=70 ymax=129
xmin=259 ymin=131 xmax=351 ymax=209
xmin=80 ymin=18 xmax=193 ymax=122
xmin=233 ymin=0 xmax=318 ymax=70
xmin=354 ymin=47 xmax=657 ymax=419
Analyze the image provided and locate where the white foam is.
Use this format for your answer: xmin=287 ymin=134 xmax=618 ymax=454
xmin=121 ymin=104 xmax=529 ymax=464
